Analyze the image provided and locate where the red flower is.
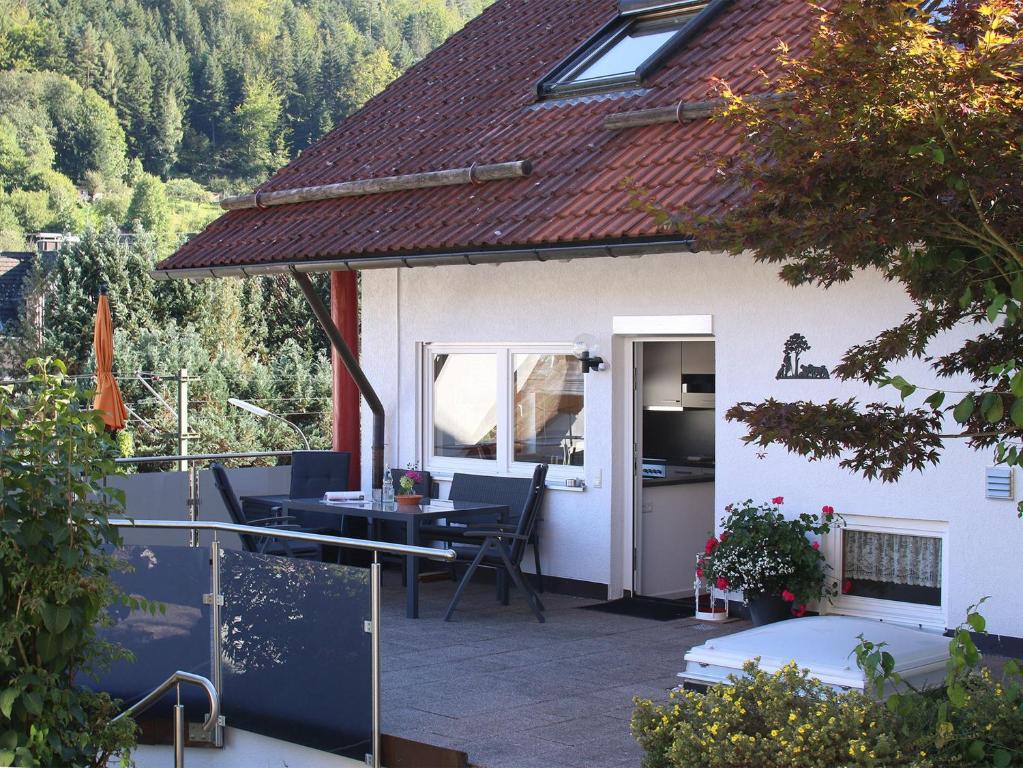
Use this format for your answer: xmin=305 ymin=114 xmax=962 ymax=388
xmin=842 ymin=579 xmax=853 ymax=594
xmin=812 ymin=541 xmax=820 ymax=551
xmin=772 ymin=496 xmax=784 ymax=505
xmin=705 ymin=537 xmax=718 ymax=554
xmin=695 ymin=566 xmax=704 ymax=579
xmin=715 ymin=576 xmax=729 ymax=590
xmin=792 ymin=604 xmax=807 ymax=618
xmin=822 ymin=505 xmax=835 ymax=517
xmin=781 ymin=589 xmax=796 ymax=603
xmin=719 ymin=531 xmax=730 ymax=543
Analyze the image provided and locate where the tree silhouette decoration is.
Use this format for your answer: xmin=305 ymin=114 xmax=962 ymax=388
xmin=777 ymin=333 xmax=830 ymax=380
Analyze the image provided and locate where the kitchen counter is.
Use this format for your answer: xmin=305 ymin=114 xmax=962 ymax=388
xmin=643 ymin=475 xmax=714 ymax=487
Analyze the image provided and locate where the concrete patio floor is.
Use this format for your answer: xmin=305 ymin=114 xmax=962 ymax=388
xmin=378 ymin=571 xmax=749 ymax=768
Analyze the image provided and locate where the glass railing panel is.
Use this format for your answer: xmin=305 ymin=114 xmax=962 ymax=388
xmin=219 ymin=549 xmax=371 ymax=758
xmin=91 ymin=545 xmax=212 ymax=717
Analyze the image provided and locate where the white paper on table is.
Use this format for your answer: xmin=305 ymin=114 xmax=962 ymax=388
xmin=322 ymin=491 xmax=366 ymax=501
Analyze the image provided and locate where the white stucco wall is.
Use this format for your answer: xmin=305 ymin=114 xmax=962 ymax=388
xmin=358 ymin=251 xmax=1023 ymax=637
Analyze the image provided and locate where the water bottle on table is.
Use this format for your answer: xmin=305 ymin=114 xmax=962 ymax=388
xmin=382 ymin=464 xmax=394 ymax=505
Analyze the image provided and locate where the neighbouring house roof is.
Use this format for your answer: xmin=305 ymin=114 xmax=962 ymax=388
xmin=156 ymin=0 xmax=820 ymax=278
xmin=0 ymin=252 xmax=33 ymax=330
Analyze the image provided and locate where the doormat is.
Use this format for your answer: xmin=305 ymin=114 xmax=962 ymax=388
xmin=579 ymin=596 xmax=694 ymax=622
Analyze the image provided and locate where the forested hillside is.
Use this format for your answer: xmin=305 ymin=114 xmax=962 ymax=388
xmin=2 ymin=0 xmax=483 ymax=182
xmin=0 ymin=0 xmax=485 ymax=460
xmin=0 ymin=0 xmax=485 ymax=247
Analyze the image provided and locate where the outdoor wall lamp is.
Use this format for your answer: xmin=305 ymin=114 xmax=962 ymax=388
xmin=573 ymin=336 xmax=608 ymax=374
xmin=228 ymin=397 xmax=310 ymax=450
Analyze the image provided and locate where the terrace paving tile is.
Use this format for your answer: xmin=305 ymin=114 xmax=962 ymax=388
xmin=378 ymin=571 xmax=744 ymax=767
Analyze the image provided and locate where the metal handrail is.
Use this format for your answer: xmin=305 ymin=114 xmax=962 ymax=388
xmin=113 ymin=671 xmax=219 ymax=768
xmin=112 ymin=671 xmax=219 ymax=731
xmin=115 ymin=450 xmax=292 ymax=465
xmin=107 ymin=518 xmax=457 ymax=562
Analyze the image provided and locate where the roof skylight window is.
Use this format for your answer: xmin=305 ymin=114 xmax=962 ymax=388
xmin=538 ymin=0 xmax=727 ymax=99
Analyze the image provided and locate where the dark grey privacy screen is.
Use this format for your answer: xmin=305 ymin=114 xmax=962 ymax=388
xmin=219 ymin=549 xmax=371 ymax=757
xmin=95 ymin=545 xmax=212 ymax=718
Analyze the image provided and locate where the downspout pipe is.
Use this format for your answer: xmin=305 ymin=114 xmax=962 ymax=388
xmin=292 ymin=271 xmax=385 ymax=491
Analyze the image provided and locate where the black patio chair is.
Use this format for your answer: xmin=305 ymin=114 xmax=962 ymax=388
xmin=210 ymin=463 xmax=322 ymax=559
xmin=289 ymin=450 xmax=352 ymax=498
xmin=420 ymin=464 xmax=548 ymax=592
xmin=443 ymin=464 xmax=548 ymax=623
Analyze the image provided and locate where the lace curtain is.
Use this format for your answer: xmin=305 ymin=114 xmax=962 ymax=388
xmin=842 ymin=530 xmax=942 ymax=589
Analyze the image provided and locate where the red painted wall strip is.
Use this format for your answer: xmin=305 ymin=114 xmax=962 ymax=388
xmin=330 ymin=271 xmax=361 ymax=489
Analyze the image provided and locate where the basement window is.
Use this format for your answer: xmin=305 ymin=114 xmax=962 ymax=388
xmin=823 ymin=514 xmax=949 ymax=632
xmin=539 ymin=0 xmax=717 ymax=99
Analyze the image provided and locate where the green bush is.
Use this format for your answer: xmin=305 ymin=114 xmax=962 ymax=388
xmin=633 ymin=604 xmax=1023 ymax=768
xmin=632 ymin=662 xmax=907 ymax=768
xmin=0 ymin=359 xmax=137 ymax=766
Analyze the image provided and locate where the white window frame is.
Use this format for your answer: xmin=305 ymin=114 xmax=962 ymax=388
xmin=822 ymin=514 xmax=949 ymax=632
xmin=421 ymin=342 xmax=586 ymax=483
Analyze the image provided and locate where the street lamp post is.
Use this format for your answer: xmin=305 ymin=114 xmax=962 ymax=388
xmin=227 ymin=398 xmax=311 ymax=450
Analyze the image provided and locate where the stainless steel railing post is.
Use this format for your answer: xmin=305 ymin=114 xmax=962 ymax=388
xmin=187 ymin=462 xmax=199 ymax=547
xmin=370 ymin=553 xmax=381 ymax=768
xmin=209 ymin=536 xmax=224 ymax=747
xmin=174 ymin=686 xmax=185 ymax=768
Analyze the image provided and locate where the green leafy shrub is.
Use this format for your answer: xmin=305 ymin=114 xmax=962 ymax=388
xmin=632 ymin=662 xmax=906 ymax=768
xmin=633 ymin=604 xmax=1023 ymax=768
xmin=857 ymin=602 xmax=1023 ymax=767
xmin=0 ymin=359 xmax=136 ymax=767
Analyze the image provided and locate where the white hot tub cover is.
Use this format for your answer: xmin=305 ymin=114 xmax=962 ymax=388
xmin=680 ymin=615 xmax=949 ymax=696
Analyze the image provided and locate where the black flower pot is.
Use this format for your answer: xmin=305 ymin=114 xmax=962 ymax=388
xmin=746 ymin=594 xmax=792 ymax=626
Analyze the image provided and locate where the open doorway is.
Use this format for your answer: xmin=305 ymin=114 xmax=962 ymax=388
xmin=633 ymin=339 xmax=716 ymax=599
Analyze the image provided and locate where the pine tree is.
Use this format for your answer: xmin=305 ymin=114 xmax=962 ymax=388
xmin=121 ymin=53 xmax=153 ymax=159
xmin=98 ymin=40 xmax=119 ymax=106
xmin=73 ymin=24 xmax=101 ymax=92
xmin=150 ymin=87 xmax=182 ymax=177
xmin=226 ymin=74 xmax=284 ymax=180
xmin=340 ymin=46 xmax=398 ymax=114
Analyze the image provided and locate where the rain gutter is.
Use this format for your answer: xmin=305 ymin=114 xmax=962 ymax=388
xmin=151 ymin=237 xmax=697 ymax=281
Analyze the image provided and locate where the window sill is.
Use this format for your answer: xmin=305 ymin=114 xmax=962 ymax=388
xmin=428 ymin=470 xmax=587 ymax=492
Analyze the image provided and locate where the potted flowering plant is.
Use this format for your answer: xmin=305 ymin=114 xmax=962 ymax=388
xmin=698 ymin=497 xmax=840 ymax=625
xmin=396 ymin=463 xmax=424 ymax=506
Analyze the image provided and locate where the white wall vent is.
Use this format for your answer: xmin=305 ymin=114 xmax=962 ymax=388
xmin=986 ymin=467 xmax=1013 ymax=500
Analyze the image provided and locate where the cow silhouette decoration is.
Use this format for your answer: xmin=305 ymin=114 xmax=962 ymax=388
xmin=775 ymin=333 xmax=831 ymax=380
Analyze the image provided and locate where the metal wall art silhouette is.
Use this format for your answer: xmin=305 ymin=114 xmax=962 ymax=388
xmin=776 ymin=333 xmax=831 ymax=379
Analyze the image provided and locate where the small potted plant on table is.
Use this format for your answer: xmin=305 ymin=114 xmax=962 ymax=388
xmin=396 ymin=465 xmax=424 ymax=506
xmin=698 ymin=497 xmax=839 ymax=625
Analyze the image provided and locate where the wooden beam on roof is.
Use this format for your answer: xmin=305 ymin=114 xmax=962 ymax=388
xmin=602 ymin=92 xmax=791 ymax=131
xmin=219 ymin=160 xmax=533 ymax=211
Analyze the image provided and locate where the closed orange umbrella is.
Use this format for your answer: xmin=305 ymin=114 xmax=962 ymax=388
xmin=93 ymin=287 xmax=128 ymax=431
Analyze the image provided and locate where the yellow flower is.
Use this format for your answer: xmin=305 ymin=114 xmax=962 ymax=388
xmin=788 ymin=712 xmax=798 ymax=722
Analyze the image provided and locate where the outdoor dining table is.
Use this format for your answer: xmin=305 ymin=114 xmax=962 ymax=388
xmin=250 ymin=496 xmax=510 ymax=619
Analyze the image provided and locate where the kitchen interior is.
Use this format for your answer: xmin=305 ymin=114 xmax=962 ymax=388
xmin=636 ymin=340 xmax=716 ymax=599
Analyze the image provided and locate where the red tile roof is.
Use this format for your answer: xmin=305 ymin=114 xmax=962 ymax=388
xmin=157 ymin=0 xmax=821 ymax=275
